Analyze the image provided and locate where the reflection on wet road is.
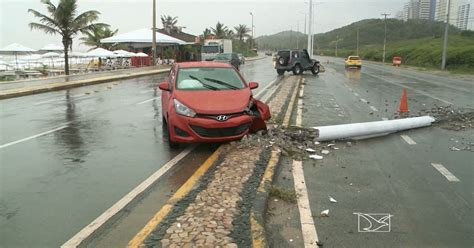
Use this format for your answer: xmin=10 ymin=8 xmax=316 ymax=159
xmin=0 ymin=57 xmax=276 ymax=247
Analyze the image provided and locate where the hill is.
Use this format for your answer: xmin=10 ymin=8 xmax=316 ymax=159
xmin=256 ymin=19 xmax=474 ymax=71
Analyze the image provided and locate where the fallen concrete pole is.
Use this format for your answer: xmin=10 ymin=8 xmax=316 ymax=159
xmin=312 ymin=116 xmax=436 ymax=141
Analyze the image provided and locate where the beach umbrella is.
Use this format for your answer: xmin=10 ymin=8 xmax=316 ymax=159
xmin=135 ymin=52 xmax=149 ymax=57
xmin=0 ymin=43 xmax=37 ymax=69
xmin=86 ymin=48 xmax=117 ymax=58
xmin=41 ymin=52 xmax=61 ymax=68
xmin=113 ymin=49 xmax=134 ymax=57
xmin=39 ymin=43 xmax=64 ymax=52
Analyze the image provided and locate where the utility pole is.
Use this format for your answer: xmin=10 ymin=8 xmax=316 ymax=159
xmin=250 ymin=12 xmax=254 ymax=49
xmin=381 ymin=13 xmax=390 ymax=64
xmin=335 ymin=34 xmax=339 ymax=57
xmin=297 ymin=21 xmax=300 ymax=49
xmin=356 ymin=28 xmax=359 ymax=56
xmin=307 ymin=0 xmax=313 ymax=58
xmin=152 ymin=0 xmax=156 ymax=66
xmin=441 ymin=0 xmax=451 ymax=70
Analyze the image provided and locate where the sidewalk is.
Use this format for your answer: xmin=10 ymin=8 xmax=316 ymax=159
xmin=0 ymin=66 xmax=170 ymax=100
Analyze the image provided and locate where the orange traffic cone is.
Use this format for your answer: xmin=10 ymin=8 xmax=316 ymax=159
xmin=398 ymin=88 xmax=409 ymax=113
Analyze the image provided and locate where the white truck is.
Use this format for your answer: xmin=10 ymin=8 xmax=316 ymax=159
xmin=201 ymin=39 xmax=232 ymax=61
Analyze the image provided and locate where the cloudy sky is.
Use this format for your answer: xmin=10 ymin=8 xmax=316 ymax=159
xmin=0 ymin=0 xmax=472 ymax=51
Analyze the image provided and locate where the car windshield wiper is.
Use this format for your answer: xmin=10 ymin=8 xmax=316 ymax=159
xmin=189 ymin=75 xmax=219 ymax=90
xmin=203 ymin=78 xmax=240 ymax=90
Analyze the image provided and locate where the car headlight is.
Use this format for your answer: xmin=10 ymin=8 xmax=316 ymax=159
xmin=173 ymin=99 xmax=196 ymax=117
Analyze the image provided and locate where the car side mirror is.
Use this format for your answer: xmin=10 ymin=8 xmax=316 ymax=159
xmin=158 ymin=81 xmax=170 ymax=91
xmin=249 ymin=82 xmax=259 ymax=89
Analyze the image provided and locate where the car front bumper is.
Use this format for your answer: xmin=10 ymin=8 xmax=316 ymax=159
xmin=168 ymin=112 xmax=255 ymax=143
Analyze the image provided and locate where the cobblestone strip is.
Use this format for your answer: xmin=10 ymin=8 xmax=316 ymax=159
xmin=159 ymin=146 xmax=263 ymax=247
xmin=143 ymin=75 xmax=301 ymax=248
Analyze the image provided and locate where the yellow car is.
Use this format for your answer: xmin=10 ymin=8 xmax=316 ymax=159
xmin=344 ymin=56 xmax=362 ymax=68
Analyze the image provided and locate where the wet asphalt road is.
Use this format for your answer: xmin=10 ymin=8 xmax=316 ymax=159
xmin=268 ymin=57 xmax=473 ymax=247
xmin=0 ymin=57 xmax=276 ymax=248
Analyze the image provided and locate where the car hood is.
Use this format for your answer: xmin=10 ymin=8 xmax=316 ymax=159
xmin=175 ymin=89 xmax=251 ymax=114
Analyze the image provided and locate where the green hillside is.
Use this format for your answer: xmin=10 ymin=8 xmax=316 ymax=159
xmin=257 ymin=19 xmax=474 ymax=72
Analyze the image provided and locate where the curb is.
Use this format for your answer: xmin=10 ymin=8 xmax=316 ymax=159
xmin=0 ymin=68 xmax=169 ymax=100
xmin=246 ymin=56 xmax=267 ymax=62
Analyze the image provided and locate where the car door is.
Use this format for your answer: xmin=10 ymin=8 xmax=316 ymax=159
xmin=301 ymin=50 xmax=311 ymax=69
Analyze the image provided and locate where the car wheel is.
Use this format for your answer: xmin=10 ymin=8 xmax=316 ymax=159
xmin=163 ymin=116 xmax=179 ymax=149
xmin=277 ymin=69 xmax=285 ymax=75
xmin=311 ymin=64 xmax=320 ymax=75
xmin=292 ymin=64 xmax=302 ymax=75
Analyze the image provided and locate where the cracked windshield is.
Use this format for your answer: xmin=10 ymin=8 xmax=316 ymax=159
xmin=1 ymin=0 xmax=474 ymax=247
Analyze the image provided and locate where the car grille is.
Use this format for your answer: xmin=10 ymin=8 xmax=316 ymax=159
xmin=190 ymin=123 xmax=251 ymax=138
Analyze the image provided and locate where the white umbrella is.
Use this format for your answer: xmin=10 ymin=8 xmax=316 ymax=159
xmin=0 ymin=43 xmax=37 ymax=69
xmin=41 ymin=52 xmax=61 ymax=68
xmin=86 ymin=48 xmax=117 ymax=58
xmin=69 ymin=51 xmax=86 ymax=57
xmin=101 ymin=28 xmax=186 ymax=45
xmin=135 ymin=52 xmax=149 ymax=57
xmin=39 ymin=43 xmax=64 ymax=52
xmin=113 ymin=49 xmax=134 ymax=57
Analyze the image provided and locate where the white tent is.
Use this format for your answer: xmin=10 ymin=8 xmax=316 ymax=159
xmin=41 ymin=52 xmax=61 ymax=58
xmin=113 ymin=49 xmax=134 ymax=57
xmin=86 ymin=48 xmax=117 ymax=58
xmin=39 ymin=44 xmax=64 ymax=52
xmin=0 ymin=43 xmax=37 ymax=68
xmin=135 ymin=52 xmax=149 ymax=57
xmin=101 ymin=28 xmax=186 ymax=45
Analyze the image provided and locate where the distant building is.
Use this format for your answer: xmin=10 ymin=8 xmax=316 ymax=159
xmin=435 ymin=0 xmax=459 ymax=25
xmin=457 ymin=4 xmax=470 ymax=30
xmin=402 ymin=0 xmax=437 ymax=21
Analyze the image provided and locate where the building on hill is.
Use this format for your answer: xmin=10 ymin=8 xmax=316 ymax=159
xmin=436 ymin=0 xmax=459 ymax=24
xmin=457 ymin=4 xmax=471 ymax=30
xmin=402 ymin=0 xmax=437 ymax=20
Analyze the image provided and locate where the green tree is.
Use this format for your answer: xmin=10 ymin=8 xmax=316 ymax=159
xmin=211 ymin=22 xmax=229 ymax=39
xmin=234 ymin=24 xmax=251 ymax=41
xmin=201 ymin=28 xmax=212 ymax=40
xmin=161 ymin=15 xmax=178 ymax=32
xmin=225 ymin=30 xmax=235 ymax=39
xmin=80 ymin=25 xmax=118 ymax=50
xmin=28 ymin=0 xmax=106 ymax=75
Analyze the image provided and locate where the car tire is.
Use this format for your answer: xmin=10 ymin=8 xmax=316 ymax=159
xmin=311 ymin=64 xmax=320 ymax=75
xmin=277 ymin=69 xmax=285 ymax=75
xmin=293 ymin=64 xmax=302 ymax=75
xmin=163 ymin=117 xmax=179 ymax=149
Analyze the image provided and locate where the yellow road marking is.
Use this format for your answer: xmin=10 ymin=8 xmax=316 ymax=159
xmin=282 ymin=76 xmax=302 ymax=128
xmin=257 ymin=149 xmax=281 ymax=192
xmin=127 ymin=146 xmax=223 ymax=248
xmin=251 ymin=213 xmax=266 ymax=248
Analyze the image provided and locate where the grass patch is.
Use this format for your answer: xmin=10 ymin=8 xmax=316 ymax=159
xmin=269 ymin=185 xmax=298 ymax=204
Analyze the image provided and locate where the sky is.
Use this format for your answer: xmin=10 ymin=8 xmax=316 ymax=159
xmin=0 ymin=0 xmax=473 ymax=51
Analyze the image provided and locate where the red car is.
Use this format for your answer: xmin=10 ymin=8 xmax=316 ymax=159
xmin=158 ymin=61 xmax=271 ymax=146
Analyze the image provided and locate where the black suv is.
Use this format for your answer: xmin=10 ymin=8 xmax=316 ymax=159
xmin=274 ymin=49 xmax=321 ymax=75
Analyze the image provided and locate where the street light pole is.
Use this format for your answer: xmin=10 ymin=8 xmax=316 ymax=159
xmin=152 ymin=0 xmax=157 ymax=66
xmin=356 ymin=28 xmax=359 ymax=56
xmin=297 ymin=21 xmax=299 ymax=49
xmin=307 ymin=0 xmax=313 ymax=58
xmin=441 ymin=0 xmax=451 ymax=70
xmin=250 ymin=12 xmax=254 ymax=49
xmin=381 ymin=13 xmax=390 ymax=64
xmin=335 ymin=34 xmax=339 ymax=57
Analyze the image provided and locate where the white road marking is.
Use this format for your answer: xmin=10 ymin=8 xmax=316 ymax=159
xmin=382 ymin=117 xmax=389 ymax=121
xmin=255 ymin=78 xmax=279 ymax=102
xmin=296 ymin=84 xmax=305 ymax=127
xmin=400 ymin=134 xmax=417 ymax=145
xmin=61 ymin=145 xmax=197 ymax=248
xmin=136 ymin=97 xmax=160 ymax=105
xmin=292 ymin=160 xmax=319 ymax=247
xmin=0 ymin=125 xmax=69 ymax=149
xmin=370 ymin=106 xmax=378 ymax=112
xmin=139 ymin=89 xmax=156 ymax=94
xmin=368 ymin=74 xmax=454 ymax=105
xmin=360 ymin=98 xmax=368 ymax=103
xmin=431 ymin=163 xmax=460 ymax=182
xmin=354 ymin=92 xmax=360 ymax=97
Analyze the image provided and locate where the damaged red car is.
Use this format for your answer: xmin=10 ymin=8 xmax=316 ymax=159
xmin=158 ymin=61 xmax=271 ymax=147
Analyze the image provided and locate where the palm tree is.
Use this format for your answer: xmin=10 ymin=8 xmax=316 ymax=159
xmin=28 ymin=0 xmax=106 ymax=75
xmin=201 ymin=28 xmax=212 ymax=39
xmin=234 ymin=24 xmax=251 ymax=41
xmin=225 ymin=30 xmax=235 ymax=39
xmin=211 ymin=22 xmax=229 ymax=39
xmin=80 ymin=26 xmax=118 ymax=50
xmin=161 ymin=15 xmax=178 ymax=32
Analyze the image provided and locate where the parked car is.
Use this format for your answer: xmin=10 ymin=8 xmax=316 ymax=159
xmin=274 ymin=49 xmax=321 ymax=75
xmin=237 ymin=53 xmax=245 ymax=64
xmin=214 ymin=53 xmax=241 ymax=70
xmin=344 ymin=56 xmax=362 ymax=68
xmin=158 ymin=61 xmax=271 ymax=147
